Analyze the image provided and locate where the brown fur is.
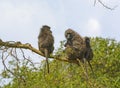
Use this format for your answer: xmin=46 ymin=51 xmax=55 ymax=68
xmin=65 ymin=30 xmax=94 ymax=76
xmin=64 ymin=29 xmax=86 ymax=60
xmin=38 ymin=25 xmax=54 ymax=73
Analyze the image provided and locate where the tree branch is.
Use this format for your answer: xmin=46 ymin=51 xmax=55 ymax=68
xmin=0 ymin=39 xmax=44 ymax=56
xmin=94 ymin=0 xmax=118 ymax=10
xmin=94 ymin=0 xmax=97 ymax=6
xmin=0 ymin=39 xmax=79 ymax=65
xmin=98 ymin=0 xmax=117 ymax=10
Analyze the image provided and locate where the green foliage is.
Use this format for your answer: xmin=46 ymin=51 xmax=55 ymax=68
xmin=1 ymin=37 xmax=120 ymax=88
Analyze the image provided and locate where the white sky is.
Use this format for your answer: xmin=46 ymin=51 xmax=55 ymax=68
xmin=0 ymin=0 xmax=120 ymax=85
xmin=0 ymin=0 xmax=120 ymax=47
xmin=0 ymin=0 xmax=120 ymax=55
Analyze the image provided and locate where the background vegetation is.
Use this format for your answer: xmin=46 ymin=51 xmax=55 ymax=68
xmin=0 ymin=37 xmax=120 ymax=88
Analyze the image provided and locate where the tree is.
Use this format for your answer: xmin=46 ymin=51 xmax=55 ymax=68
xmin=0 ymin=37 xmax=120 ymax=88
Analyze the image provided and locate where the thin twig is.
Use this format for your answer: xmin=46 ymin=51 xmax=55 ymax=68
xmin=77 ymin=59 xmax=89 ymax=80
xmin=94 ymin=0 xmax=97 ymax=6
xmin=2 ymin=52 xmax=14 ymax=75
xmin=20 ymin=49 xmax=37 ymax=70
xmin=98 ymin=0 xmax=118 ymax=10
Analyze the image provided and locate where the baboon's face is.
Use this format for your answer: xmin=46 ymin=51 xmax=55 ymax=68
xmin=66 ymin=33 xmax=73 ymax=40
xmin=65 ymin=29 xmax=75 ymax=40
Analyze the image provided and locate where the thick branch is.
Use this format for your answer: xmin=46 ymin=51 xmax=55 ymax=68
xmin=0 ymin=39 xmax=79 ymax=64
xmin=0 ymin=39 xmax=44 ymax=56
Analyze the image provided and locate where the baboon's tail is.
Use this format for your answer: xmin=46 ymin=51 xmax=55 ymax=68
xmin=45 ymin=49 xmax=49 ymax=73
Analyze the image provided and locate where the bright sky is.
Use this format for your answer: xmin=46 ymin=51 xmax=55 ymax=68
xmin=0 ymin=0 xmax=120 ymax=49
xmin=0 ymin=0 xmax=120 ymax=85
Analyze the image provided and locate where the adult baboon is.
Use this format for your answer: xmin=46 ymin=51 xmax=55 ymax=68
xmin=38 ymin=25 xmax=54 ymax=73
xmin=64 ymin=29 xmax=86 ymax=60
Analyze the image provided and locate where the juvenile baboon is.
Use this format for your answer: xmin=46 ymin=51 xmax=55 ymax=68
xmin=84 ymin=37 xmax=94 ymax=74
xmin=38 ymin=25 xmax=54 ymax=73
xmin=84 ymin=37 xmax=93 ymax=61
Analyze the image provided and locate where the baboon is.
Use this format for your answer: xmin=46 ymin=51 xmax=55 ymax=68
xmin=38 ymin=25 xmax=54 ymax=73
xmin=64 ymin=29 xmax=86 ymax=60
xmin=64 ymin=29 xmax=93 ymax=61
xmin=84 ymin=37 xmax=94 ymax=74
xmin=64 ymin=29 xmax=94 ymax=79
xmin=84 ymin=37 xmax=93 ymax=61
